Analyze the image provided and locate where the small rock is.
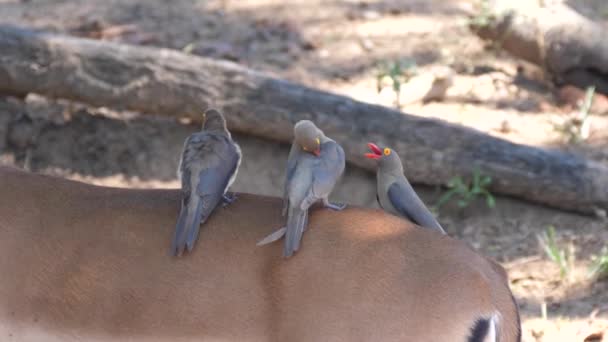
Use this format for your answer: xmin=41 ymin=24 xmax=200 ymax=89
xmin=422 ymin=74 xmax=454 ymax=103
xmin=499 ymin=120 xmax=512 ymax=133
xmin=360 ymin=38 xmax=374 ymax=51
xmin=398 ymin=67 xmax=454 ymax=104
xmin=362 ymin=10 xmax=381 ymax=20
xmin=318 ymin=49 xmax=330 ymax=58
xmin=301 ymin=39 xmax=317 ymax=51
xmin=593 ymin=208 xmax=607 ymax=220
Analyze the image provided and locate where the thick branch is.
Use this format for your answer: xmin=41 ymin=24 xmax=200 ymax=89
xmin=471 ymin=2 xmax=608 ymax=93
xmin=1 ymin=25 xmax=607 ymax=214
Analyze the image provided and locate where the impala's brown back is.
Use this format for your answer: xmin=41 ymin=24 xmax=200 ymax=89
xmin=0 ymin=166 xmax=520 ymax=341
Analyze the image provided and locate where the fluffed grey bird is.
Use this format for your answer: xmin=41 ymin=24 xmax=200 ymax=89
xmin=258 ymin=120 xmax=346 ymax=257
xmin=365 ymin=143 xmax=445 ymax=234
xmin=171 ymin=109 xmax=242 ymax=256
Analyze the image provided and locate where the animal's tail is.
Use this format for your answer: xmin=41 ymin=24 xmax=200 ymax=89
xmin=283 ymin=206 xmax=308 ymax=257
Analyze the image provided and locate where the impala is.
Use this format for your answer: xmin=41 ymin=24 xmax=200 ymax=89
xmin=0 ymin=166 xmax=520 ymax=341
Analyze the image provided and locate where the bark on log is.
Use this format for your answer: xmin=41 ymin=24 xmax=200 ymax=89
xmin=1 ymin=25 xmax=608 ymax=214
xmin=470 ymin=1 xmax=608 ymax=94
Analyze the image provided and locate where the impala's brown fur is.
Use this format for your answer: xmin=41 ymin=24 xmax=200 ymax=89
xmin=0 ymin=166 xmax=520 ymax=341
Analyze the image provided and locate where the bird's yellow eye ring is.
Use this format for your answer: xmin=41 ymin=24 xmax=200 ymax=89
xmin=315 ymin=138 xmax=320 ymax=145
xmin=384 ymin=148 xmax=391 ymax=156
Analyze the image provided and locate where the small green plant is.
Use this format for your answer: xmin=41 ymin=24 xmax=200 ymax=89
xmin=537 ymin=226 xmax=572 ymax=280
xmin=552 ymin=86 xmax=595 ymax=144
xmin=589 ymin=246 xmax=608 ymax=280
xmin=375 ymin=59 xmax=417 ymax=109
xmin=435 ymin=167 xmax=495 ymax=210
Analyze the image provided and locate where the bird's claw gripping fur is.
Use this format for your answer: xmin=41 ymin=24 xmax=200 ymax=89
xmin=222 ymin=192 xmax=237 ymax=207
xmin=323 ymin=199 xmax=346 ymax=211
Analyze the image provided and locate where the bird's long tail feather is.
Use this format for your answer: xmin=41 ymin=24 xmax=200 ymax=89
xmin=171 ymin=199 xmax=190 ymax=256
xmin=284 ymin=207 xmax=308 ymax=257
xmin=171 ymin=197 xmax=205 ymax=256
xmin=256 ymin=211 xmax=309 ymax=247
xmin=185 ymin=198 xmax=206 ymax=252
xmin=257 ymin=226 xmax=287 ymax=246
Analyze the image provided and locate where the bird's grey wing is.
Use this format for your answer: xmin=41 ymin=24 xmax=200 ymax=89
xmin=284 ymin=144 xmax=340 ymax=255
xmin=172 ymin=134 xmax=212 ymax=255
xmin=172 ymin=133 xmax=214 ymax=255
xmin=173 ymin=135 xmax=240 ymax=254
xmin=184 ymin=139 xmax=240 ymax=251
xmin=387 ymin=181 xmax=445 ymax=234
xmin=196 ymin=140 xmax=240 ymax=200
xmin=282 ymin=140 xmax=299 ymax=215
xmin=286 ymin=139 xmax=299 ymax=181
xmin=301 ymin=141 xmax=345 ymax=209
xmin=283 ymin=153 xmax=316 ymax=256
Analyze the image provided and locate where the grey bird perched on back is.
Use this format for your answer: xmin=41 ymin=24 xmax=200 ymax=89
xmin=365 ymin=143 xmax=445 ymax=234
xmin=257 ymin=120 xmax=346 ymax=257
xmin=171 ymin=109 xmax=242 ymax=256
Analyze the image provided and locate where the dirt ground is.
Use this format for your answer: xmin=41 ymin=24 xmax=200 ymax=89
xmin=1 ymin=0 xmax=608 ymax=340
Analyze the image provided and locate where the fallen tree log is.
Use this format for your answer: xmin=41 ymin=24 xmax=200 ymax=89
xmin=0 ymin=25 xmax=607 ymax=214
xmin=0 ymin=95 xmax=378 ymax=207
xmin=470 ymin=1 xmax=608 ymax=94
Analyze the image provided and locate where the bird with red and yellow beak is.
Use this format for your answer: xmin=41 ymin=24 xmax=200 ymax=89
xmin=258 ymin=120 xmax=346 ymax=257
xmin=366 ymin=143 xmax=445 ymax=234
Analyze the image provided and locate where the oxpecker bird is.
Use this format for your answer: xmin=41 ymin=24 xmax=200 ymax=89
xmin=171 ymin=109 xmax=242 ymax=256
xmin=365 ymin=143 xmax=445 ymax=234
xmin=258 ymin=120 xmax=346 ymax=257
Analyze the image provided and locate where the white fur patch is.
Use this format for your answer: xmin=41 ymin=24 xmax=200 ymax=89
xmin=226 ymin=141 xmax=242 ymax=192
xmin=484 ymin=312 xmax=500 ymax=342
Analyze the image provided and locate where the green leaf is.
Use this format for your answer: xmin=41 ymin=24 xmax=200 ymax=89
xmin=392 ymin=81 xmax=400 ymax=92
xmin=472 ymin=168 xmax=480 ymax=184
xmin=486 ymin=195 xmax=496 ymax=208
xmin=447 ymin=178 xmax=458 ymax=188
xmin=435 ymin=190 xmax=457 ymax=209
xmin=480 ymin=176 xmax=492 ymax=186
xmin=437 ymin=169 xmax=494 ymax=213
xmin=457 ymin=199 xmax=469 ymax=208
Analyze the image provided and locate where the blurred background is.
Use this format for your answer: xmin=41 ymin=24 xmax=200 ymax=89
xmin=1 ymin=0 xmax=608 ymax=340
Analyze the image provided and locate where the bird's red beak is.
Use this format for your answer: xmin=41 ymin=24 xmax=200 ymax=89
xmin=365 ymin=143 xmax=382 ymax=160
xmin=313 ymin=148 xmax=321 ymax=157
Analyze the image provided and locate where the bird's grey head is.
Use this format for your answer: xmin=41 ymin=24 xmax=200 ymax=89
xmin=364 ymin=143 xmax=404 ymax=173
xmin=294 ymin=120 xmax=324 ymax=156
xmin=202 ymin=109 xmax=228 ymax=133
